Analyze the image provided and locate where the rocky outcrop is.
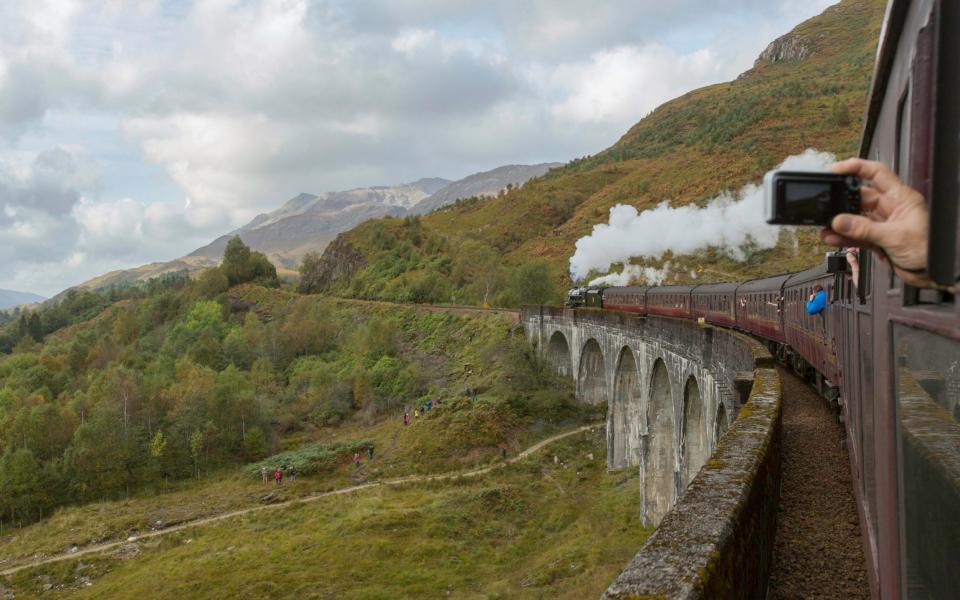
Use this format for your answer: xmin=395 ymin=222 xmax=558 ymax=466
xmin=298 ymin=234 xmax=366 ymax=294
xmin=757 ymin=33 xmax=814 ymax=64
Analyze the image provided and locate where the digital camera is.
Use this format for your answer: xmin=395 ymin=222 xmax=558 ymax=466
xmin=763 ymin=170 xmax=861 ymax=226
xmin=826 ymin=250 xmax=848 ymax=274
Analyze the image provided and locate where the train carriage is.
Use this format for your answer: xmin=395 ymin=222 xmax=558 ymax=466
xmin=734 ymin=274 xmax=791 ymax=343
xmin=782 ymin=265 xmax=840 ymax=385
xmin=601 ymin=285 xmax=648 ymax=314
xmin=841 ymin=1 xmax=960 ymax=596
xmin=691 ymin=282 xmax=738 ymax=328
xmin=645 ymin=285 xmax=694 ymax=319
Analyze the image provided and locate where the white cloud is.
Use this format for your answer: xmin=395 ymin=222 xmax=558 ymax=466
xmin=0 ymin=1 xmax=846 ymax=296
xmin=545 ymin=44 xmax=725 ymax=125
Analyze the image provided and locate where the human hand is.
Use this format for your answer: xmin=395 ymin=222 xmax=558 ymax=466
xmin=820 ymin=158 xmax=932 ymax=288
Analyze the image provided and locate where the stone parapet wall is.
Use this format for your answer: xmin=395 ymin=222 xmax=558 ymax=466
xmin=602 ymin=367 xmax=782 ymax=599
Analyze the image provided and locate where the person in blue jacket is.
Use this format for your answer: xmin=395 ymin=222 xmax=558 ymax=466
xmin=806 ymin=285 xmax=827 ymax=315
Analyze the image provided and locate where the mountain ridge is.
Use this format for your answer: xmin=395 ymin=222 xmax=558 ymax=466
xmin=0 ymin=288 xmax=45 ymax=310
xmin=60 ymin=164 xmax=555 ymax=294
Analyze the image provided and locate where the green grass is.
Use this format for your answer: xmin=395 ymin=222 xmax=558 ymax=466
xmin=6 ymin=430 xmax=648 ymax=599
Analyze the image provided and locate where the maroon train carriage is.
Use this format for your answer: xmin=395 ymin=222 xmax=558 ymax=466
xmin=645 ymin=284 xmax=694 ymax=319
xmin=834 ymin=1 xmax=960 ymax=596
xmin=601 ymin=285 xmax=648 ymax=314
xmin=691 ymin=282 xmax=738 ymax=328
xmin=782 ymin=265 xmax=840 ymax=386
xmin=733 ymin=273 xmax=791 ymax=344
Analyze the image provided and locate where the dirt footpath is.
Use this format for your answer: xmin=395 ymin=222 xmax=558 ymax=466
xmin=768 ymin=367 xmax=870 ymax=599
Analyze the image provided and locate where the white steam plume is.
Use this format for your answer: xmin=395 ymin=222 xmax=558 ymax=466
xmin=589 ymin=263 xmax=670 ymax=286
xmin=569 ymin=149 xmax=836 ymax=282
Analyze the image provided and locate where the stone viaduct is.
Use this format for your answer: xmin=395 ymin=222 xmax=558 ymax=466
xmin=523 ymin=306 xmax=783 ymax=598
xmin=523 ymin=306 xmax=762 ymax=525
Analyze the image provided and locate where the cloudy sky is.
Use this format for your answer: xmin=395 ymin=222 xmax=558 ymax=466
xmin=0 ymin=0 xmax=837 ymax=297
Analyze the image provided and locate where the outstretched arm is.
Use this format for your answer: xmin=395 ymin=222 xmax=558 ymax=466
xmin=820 ymin=158 xmax=934 ymax=288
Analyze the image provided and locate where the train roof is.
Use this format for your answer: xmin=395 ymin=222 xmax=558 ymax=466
xmin=603 ymin=285 xmax=650 ymax=294
xmin=736 ymin=273 xmax=794 ymax=292
xmin=783 ymin=263 xmax=832 ymax=287
xmin=860 ymin=0 xmax=908 ymax=156
xmin=691 ymin=282 xmax=739 ymax=294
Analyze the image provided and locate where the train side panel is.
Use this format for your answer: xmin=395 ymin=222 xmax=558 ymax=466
xmin=692 ymin=283 xmax=737 ymax=327
xmin=735 ymin=274 xmax=791 ymax=343
xmin=782 ymin=266 xmax=840 ymax=384
xmin=646 ymin=285 xmax=694 ymax=319
xmin=601 ymin=286 xmax=648 ymax=314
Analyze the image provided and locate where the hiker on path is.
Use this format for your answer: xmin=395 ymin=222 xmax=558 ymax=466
xmin=260 ymin=466 xmax=268 ymax=484
xmin=274 ymin=467 xmax=282 ymax=485
xmin=290 ymin=467 xmax=297 ymax=482
xmin=354 ymin=452 xmax=361 ymax=468
xmin=403 ymin=412 xmax=409 ymax=426
xmin=414 ymin=408 xmax=419 ymax=418
xmin=368 ymin=446 xmax=374 ymax=461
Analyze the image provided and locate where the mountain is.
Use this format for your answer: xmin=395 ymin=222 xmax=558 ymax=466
xmin=410 ymin=163 xmax=562 ymax=215
xmin=0 ymin=288 xmax=45 ymax=309
xmin=305 ymin=0 xmax=885 ymax=303
xmin=188 ymin=178 xmax=451 ymax=269
xmin=63 ymin=165 xmax=555 ymax=294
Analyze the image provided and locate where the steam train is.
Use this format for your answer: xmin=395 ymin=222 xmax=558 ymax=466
xmin=569 ymin=2 xmax=960 ymax=598
xmin=566 ymin=263 xmax=840 ymax=389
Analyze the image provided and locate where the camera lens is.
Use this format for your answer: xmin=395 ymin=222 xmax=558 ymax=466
xmin=846 ymin=176 xmax=860 ymax=190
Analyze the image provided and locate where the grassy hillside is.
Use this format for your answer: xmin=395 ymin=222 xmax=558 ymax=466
xmin=0 ymin=243 xmax=593 ymax=534
xmin=5 ymin=430 xmax=647 ymax=599
xmin=305 ymin=0 xmax=883 ymax=304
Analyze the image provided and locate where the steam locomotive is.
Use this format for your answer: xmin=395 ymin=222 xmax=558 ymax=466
xmin=568 ymin=2 xmax=960 ymax=597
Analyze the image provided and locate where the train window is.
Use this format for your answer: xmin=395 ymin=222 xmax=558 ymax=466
xmin=892 ymin=325 xmax=960 ymax=598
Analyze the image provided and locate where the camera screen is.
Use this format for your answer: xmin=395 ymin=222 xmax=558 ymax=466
xmin=784 ymin=181 xmax=832 ymax=221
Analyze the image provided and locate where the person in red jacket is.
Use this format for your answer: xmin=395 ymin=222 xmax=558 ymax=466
xmin=274 ymin=467 xmax=282 ymax=485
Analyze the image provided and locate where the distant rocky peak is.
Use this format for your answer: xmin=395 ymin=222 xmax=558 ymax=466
xmin=409 ymin=177 xmax=452 ymax=195
xmin=279 ymin=192 xmax=320 ymax=212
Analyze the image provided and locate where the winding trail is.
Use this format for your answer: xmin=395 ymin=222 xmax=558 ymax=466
xmin=1 ymin=423 xmax=600 ymax=578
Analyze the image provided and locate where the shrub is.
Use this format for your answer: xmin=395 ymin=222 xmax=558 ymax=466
xmin=243 ymin=439 xmax=372 ymax=476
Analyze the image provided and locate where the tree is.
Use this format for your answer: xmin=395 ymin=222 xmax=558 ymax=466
xmin=243 ymin=427 xmax=268 ymax=461
xmin=190 ymin=428 xmax=204 ymax=478
xmin=499 ymin=259 xmax=559 ymax=307
xmin=297 ymin=251 xmax=323 ymax=294
xmin=452 ymin=240 xmax=503 ymax=305
xmin=195 ymin=268 xmax=229 ymax=298
xmin=0 ymin=448 xmax=44 ymax=523
xmin=27 ymin=313 xmax=42 ymax=342
xmin=150 ymin=430 xmax=167 ymax=461
xmin=112 ymin=308 xmax=139 ymax=346
xmin=220 ymin=236 xmax=277 ymax=286
xmin=150 ymin=430 xmax=168 ymax=483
